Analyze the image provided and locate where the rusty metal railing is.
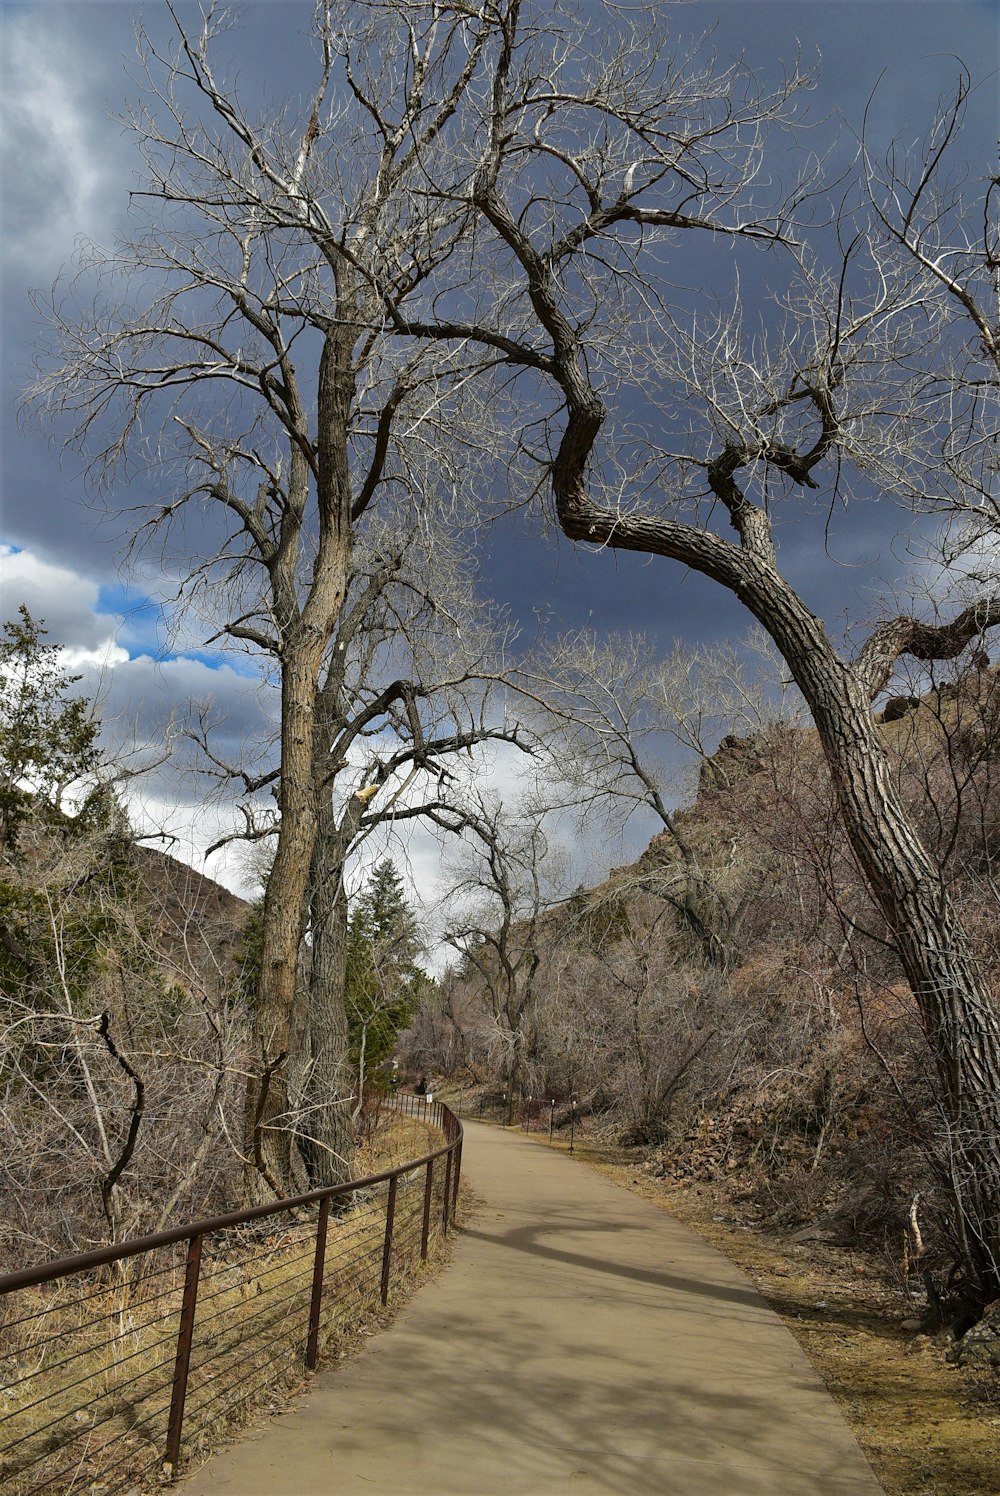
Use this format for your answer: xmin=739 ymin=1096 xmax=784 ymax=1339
xmin=0 ymin=1096 xmax=462 ymax=1495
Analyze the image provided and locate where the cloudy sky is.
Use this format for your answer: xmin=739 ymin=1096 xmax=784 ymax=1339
xmin=1 ymin=0 xmax=997 ymax=918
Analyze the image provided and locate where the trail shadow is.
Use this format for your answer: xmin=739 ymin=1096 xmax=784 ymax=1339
xmin=294 ymin=1266 xmax=880 ymax=1496
xmin=182 ymin=1119 xmax=884 ymax=1496
xmin=462 ymin=1218 xmax=768 ymax=1311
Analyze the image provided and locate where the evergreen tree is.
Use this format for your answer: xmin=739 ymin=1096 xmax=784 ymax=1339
xmin=0 ymin=606 xmax=102 ymax=856
xmin=0 ymin=607 xmax=121 ymax=1001
xmin=344 ymin=860 xmax=429 ymax=1099
xmin=0 ymin=606 xmax=256 ymax=1248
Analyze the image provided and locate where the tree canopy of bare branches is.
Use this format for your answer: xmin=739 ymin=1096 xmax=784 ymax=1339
xmin=30 ymin=1 xmax=522 ymax=1200
xmin=386 ymin=4 xmax=1000 ymax=1301
xmin=28 ymin=1 xmax=1000 ymax=1299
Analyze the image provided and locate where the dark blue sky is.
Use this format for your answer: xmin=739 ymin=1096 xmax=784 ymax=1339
xmin=0 ymin=0 xmax=997 ymax=892
xmin=2 ymin=1 xmax=997 ymax=637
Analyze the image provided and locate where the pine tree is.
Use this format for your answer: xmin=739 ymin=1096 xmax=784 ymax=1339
xmin=0 ymin=606 xmax=102 ymax=856
xmin=344 ymin=860 xmax=428 ymax=1100
xmin=0 ymin=607 xmax=117 ymax=999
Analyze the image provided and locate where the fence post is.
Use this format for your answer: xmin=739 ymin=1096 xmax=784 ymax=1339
xmin=451 ymin=1138 xmax=462 ymax=1223
xmin=306 ymin=1198 xmax=330 ymax=1370
xmin=441 ymin=1149 xmax=452 ymax=1236
xmin=164 ymin=1232 xmax=204 ymax=1471
xmin=420 ymin=1159 xmax=434 ymax=1260
xmin=380 ymin=1177 xmax=398 ymax=1305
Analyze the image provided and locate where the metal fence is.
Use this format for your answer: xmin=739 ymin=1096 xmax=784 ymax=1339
xmin=0 ymin=1097 xmax=462 ymax=1495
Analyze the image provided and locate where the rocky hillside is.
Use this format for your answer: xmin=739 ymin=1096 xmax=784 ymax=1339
xmin=405 ymin=660 xmax=1000 ymax=1330
xmin=131 ymin=845 xmax=252 ymax=996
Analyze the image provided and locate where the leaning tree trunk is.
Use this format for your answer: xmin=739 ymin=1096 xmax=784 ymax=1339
xmin=807 ymin=670 xmax=1000 ymax=1299
xmin=738 ymin=564 xmax=1000 ymax=1302
xmin=556 ymin=469 xmax=1000 ymax=1302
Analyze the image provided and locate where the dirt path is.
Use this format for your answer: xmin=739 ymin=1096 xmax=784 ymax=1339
xmin=181 ymin=1122 xmax=884 ymax=1495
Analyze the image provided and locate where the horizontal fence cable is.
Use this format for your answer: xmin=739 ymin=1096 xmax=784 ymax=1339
xmin=0 ymin=1099 xmax=462 ymax=1491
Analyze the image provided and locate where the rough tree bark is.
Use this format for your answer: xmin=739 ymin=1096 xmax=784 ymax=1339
xmin=242 ymin=323 xmax=355 ymax=1204
xmin=302 ymin=825 xmax=355 ymax=1189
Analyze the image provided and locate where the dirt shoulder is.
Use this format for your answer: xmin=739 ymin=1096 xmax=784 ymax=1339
xmin=562 ymin=1137 xmax=998 ymax=1496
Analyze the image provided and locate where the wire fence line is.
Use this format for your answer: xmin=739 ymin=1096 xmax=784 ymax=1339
xmin=0 ymin=1096 xmax=463 ymax=1495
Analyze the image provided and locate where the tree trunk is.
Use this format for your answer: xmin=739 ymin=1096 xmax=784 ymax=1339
xmin=729 ymin=561 xmax=1000 ymax=1300
xmin=242 ymin=321 xmax=356 ymax=1205
xmin=303 ymin=832 xmax=355 ymax=1188
xmin=808 ymin=673 xmax=1000 ymax=1296
xmin=556 ymin=488 xmax=1000 ymax=1300
xmin=243 ymin=640 xmax=325 ymax=1203
xmin=296 ymin=625 xmax=368 ymax=1190
xmin=723 ymin=556 xmax=1000 ymax=1299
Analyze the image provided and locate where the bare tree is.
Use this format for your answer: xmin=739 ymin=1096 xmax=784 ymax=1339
xmin=398 ymin=965 xmax=473 ymax=1078
xmin=382 ymin=10 xmax=1000 ymax=1302
xmin=0 ymin=795 xmax=248 ymax=1259
xmin=29 ymin=1 xmax=511 ymax=1200
xmin=301 ymin=526 xmax=521 ymax=1182
xmin=434 ymin=789 xmax=560 ymax=1113
xmin=190 ymin=508 xmax=524 ymax=1188
xmin=537 ymin=887 xmax=723 ymax=1143
xmin=519 ymin=631 xmax=800 ymax=967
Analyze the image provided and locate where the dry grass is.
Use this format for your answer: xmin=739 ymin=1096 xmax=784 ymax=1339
xmin=564 ymin=1136 xmax=1000 ymax=1496
xmin=0 ymin=1109 xmax=452 ymax=1495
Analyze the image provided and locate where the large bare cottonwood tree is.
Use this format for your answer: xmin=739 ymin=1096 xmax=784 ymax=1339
xmin=434 ymin=789 xmax=555 ymax=1113
xmin=520 ymin=631 xmax=756 ymax=968
xmin=296 ymin=526 xmax=521 ymax=1185
xmin=30 ymin=0 xmax=516 ymax=1201
xmin=389 ymin=6 xmax=1000 ymax=1302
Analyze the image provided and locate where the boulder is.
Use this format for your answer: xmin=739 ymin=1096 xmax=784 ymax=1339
xmin=881 ymin=695 xmax=921 ymax=724
xmin=954 ymin=1301 xmax=1000 ymax=1367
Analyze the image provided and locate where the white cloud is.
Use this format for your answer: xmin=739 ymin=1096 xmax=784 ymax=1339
xmin=346 ymin=737 xmax=644 ymax=973
xmin=1 ymin=551 xmax=650 ymax=947
xmin=0 ymin=544 xmax=123 ymax=659
xmin=128 ymin=788 xmax=262 ymax=903
xmin=0 ymin=13 xmax=120 ymax=271
xmin=1 ymin=544 xmax=272 ymax=897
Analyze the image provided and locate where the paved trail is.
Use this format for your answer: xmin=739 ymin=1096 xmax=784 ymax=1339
xmin=182 ymin=1122 xmax=884 ymax=1495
